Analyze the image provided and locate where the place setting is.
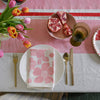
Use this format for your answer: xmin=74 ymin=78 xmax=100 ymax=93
xmin=19 ymin=44 xmax=64 ymax=89
xmin=18 ymin=10 xmax=91 ymax=89
xmin=1 ymin=0 xmax=100 ymax=92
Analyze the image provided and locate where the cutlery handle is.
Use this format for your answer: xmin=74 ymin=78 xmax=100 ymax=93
xmin=65 ymin=61 xmax=68 ymax=85
xmin=14 ymin=64 xmax=17 ymax=87
xmin=71 ymin=65 xmax=74 ymax=85
xmin=70 ymin=48 xmax=74 ymax=85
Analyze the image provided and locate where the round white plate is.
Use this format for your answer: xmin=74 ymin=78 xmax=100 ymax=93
xmin=19 ymin=44 xmax=64 ymax=85
xmin=93 ymin=29 xmax=100 ymax=56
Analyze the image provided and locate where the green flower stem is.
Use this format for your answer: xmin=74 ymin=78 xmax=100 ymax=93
xmin=0 ymin=4 xmax=20 ymax=21
xmin=0 ymin=19 xmax=22 ymax=24
xmin=0 ymin=28 xmax=7 ymax=30
xmin=8 ymin=15 xmax=14 ymax=19
xmin=0 ymin=0 xmax=10 ymax=20
xmin=8 ymin=0 xmax=11 ymax=5
xmin=24 ymin=28 xmax=33 ymax=30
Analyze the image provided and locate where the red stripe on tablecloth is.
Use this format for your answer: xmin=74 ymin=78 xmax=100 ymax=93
xmin=0 ymin=12 xmax=100 ymax=16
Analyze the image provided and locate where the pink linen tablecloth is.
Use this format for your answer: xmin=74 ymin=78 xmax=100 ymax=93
xmin=0 ymin=0 xmax=100 ymax=9
xmin=0 ymin=20 xmax=98 ymax=54
xmin=0 ymin=0 xmax=99 ymax=54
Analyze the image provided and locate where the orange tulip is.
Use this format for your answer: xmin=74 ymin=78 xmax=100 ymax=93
xmin=7 ymin=26 xmax=16 ymax=34
xmin=7 ymin=26 xmax=18 ymax=38
xmin=9 ymin=32 xmax=18 ymax=38
xmin=23 ymin=40 xmax=31 ymax=48
xmin=22 ymin=7 xmax=29 ymax=13
xmin=12 ymin=8 xmax=22 ymax=16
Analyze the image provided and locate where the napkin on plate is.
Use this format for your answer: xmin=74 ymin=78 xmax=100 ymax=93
xmin=27 ymin=48 xmax=55 ymax=89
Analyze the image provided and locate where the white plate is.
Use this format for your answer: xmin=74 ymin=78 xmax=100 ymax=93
xmin=93 ymin=29 xmax=100 ymax=56
xmin=19 ymin=44 xmax=64 ymax=86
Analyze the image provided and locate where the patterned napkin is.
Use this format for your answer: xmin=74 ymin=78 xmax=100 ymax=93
xmin=27 ymin=48 xmax=55 ymax=89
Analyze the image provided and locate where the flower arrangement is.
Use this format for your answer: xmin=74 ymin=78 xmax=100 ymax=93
xmin=0 ymin=0 xmax=32 ymax=57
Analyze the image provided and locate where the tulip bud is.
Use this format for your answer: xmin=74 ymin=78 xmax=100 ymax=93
xmin=7 ymin=26 xmax=16 ymax=34
xmin=17 ymin=32 xmax=25 ymax=41
xmin=9 ymin=32 xmax=18 ymax=38
xmin=12 ymin=8 xmax=22 ymax=16
xmin=24 ymin=18 xmax=31 ymax=24
xmin=16 ymin=24 xmax=24 ymax=31
xmin=22 ymin=7 xmax=29 ymax=13
xmin=23 ymin=40 xmax=31 ymax=48
xmin=9 ymin=0 xmax=16 ymax=8
xmin=23 ymin=30 xmax=27 ymax=34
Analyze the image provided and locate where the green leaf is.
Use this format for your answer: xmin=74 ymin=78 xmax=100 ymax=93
xmin=1 ymin=23 xmax=7 ymax=28
xmin=20 ymin=21 xmax=27 ymax=28
xmin=23 ymin=35 xmax=29 ymax=38
xmin=0 ymin=31 xmax=8 ymax=34
xmin=3 ymin=6 xmax=19 ymax=20
xmin=7 ymin=21 xmax=16 ymax=26
xmin=0 ymin=18 xmax=21 ymax=24
xmin=9 ymin=20 xmax=22 ymax=25
xmin=24 ymin=28 xmax=33 ymax=30
xmin=0 ymin=0 xmax=11 ymax=21
xmin=3 ymin=34 xmax=9 ymax=37
xmin=0 ymin=27 xmax=8 ymax=33
xmin=6 ymin=20 xmax=25 ymax=27
xmin=0 ymin=6 xmax=9 ymax=21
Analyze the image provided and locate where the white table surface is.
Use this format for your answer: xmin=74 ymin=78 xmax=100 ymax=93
xmin=0 ymin=53 xmax=100 ymax=92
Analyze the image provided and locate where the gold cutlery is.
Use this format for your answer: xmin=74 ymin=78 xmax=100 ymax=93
xmin=63 ymin=52 xmax=69 ymax=85
xmin=13 ymin=54 xmax=18 ymax=87
xmin=69 ymin=48 xmax=74 ymax=85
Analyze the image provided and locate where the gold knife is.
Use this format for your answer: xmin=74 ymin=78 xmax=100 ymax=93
xmin=13 ymin=54 xmax=18 ymax=87
xmin=69 ymin=48 xmax=74 ymax=85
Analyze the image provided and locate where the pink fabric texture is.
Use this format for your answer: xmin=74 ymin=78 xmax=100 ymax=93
xmin=0 ymin=0 xmax=100 ymax=9
xmin=27 ymin=49 xmax=54 ymax=88
xmin=0 ymin=0 xmax=98 ymax=54
xmin=1 ymin=20 xmax=99 ymax=54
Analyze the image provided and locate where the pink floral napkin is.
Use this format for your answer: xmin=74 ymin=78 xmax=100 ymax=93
xmin=27 ymin=49 xmax=55 ymax=88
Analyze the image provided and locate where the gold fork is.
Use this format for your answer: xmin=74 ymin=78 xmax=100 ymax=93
xmin=13 ymin=54 xmax=18 ymax=87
